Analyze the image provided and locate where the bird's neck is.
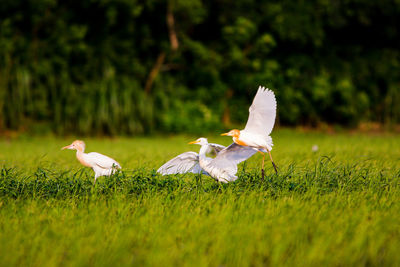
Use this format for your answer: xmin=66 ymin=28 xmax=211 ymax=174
xmin=76 ymin=150 xmax=91 ymax=167
xmin=199 ymin=144 xmax=209 ymax=159
xmin=233 ymin=136 xmax=248 ymax=146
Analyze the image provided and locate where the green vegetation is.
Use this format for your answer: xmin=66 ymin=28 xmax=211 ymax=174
xmin=1 ymin=1 xmax=400 ymax=134
xmin=1 ymin=130 xmax=399 ymax=266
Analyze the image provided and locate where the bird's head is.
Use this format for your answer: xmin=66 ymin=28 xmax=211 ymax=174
xmin=188 ymin=137 xmax=208 ymax=146
xmin=221 ymin=129 xmax=240 ymax=138
xmin=62 ymin=140 xmax=86 ymax=152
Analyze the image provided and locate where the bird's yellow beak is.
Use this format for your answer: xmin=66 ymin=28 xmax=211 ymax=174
xmin=221 ymin=132 xmax=229 ymax=136
xmin=61 ymin=144 xmax=73 ymax=150
xmin=188 ymin=140 xmax=199 ymax=144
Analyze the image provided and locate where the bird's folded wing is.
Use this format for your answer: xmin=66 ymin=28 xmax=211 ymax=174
xmin=208 ymin=143 xmax=258 ymax=174
xmin=87 ymin=152 xmax=121 ymax=169
xmin=206 ymin=143 xmax=226 ymax=156
xmin=244 ymin=86 xmax=276 ymax=136
xmin=157 ymin=151 xmax=202 ymax=175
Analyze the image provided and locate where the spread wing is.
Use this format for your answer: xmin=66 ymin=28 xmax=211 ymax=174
xmin=157 ymin=152 xmax=202 ymax=175
xmin=244 ymin=86 xmax=276 ymax=136
xmin=206 ymin=143 xmax=226 ymax=156
xmin=208 ymin=143 xmax=257 ymax=176
xmin=87 ymin=152 xmax=121 ymax=169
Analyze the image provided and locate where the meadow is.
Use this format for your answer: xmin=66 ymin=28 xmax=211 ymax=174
xmin=0 ymin=129 xmax=399 ymax=266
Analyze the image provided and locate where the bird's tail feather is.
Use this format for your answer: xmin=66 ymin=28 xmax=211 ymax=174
xmin=263 ymin=136 xmax=273 ymax=152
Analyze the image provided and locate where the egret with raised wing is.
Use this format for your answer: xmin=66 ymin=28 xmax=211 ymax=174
xmin=221 ymin=86 xmax=278 ymax=178
xmin=158 ymin=137 xmax=257 ymax=183
xmin=157 ymin=138 xmax=225 ymax=176
xmin=62 ymin=140 xmax=121 ymax=184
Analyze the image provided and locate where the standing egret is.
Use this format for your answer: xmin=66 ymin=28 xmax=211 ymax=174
xmin=62 ymin=140 xmax=121 ymax=184
xmin=158 ymin=138 xmax=257 ymax=183
xmin=221 ymin=86 xmax=277 ymax=178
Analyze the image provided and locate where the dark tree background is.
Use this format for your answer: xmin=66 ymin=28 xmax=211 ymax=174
xmin=0 ymin=0 xmax=399 ymax=135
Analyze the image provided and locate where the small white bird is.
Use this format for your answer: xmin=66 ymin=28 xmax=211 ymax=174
xmin=62 ymin=140 xmax=121 ymax=184
xmin=221 ymin=86 xmax=277 ymax=177
xmin=158 ymin=137 xmax=257 ymax=183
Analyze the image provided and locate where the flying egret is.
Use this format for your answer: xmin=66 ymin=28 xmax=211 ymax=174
xmin=221 ymin=86 xmax=277 ymax=178
xmin=62 ymin=140 xmax=121 ymax=184
xmin=158 ymin=137 xmax=257 ymax=183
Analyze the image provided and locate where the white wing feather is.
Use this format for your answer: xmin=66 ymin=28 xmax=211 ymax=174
xmin=157 ymin=152 xmax=203 ymax=175
xmin=210 ymin=143 xmax=257 ymax=170
xmin=244 ymin=86 xmax=276 ymax=136
xmin=203 ymin=143 xmax=257 ymax=182
xmin=86 ymin=152 xmax=121 ymax=169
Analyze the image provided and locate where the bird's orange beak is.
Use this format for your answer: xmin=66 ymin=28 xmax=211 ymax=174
xmin=62 ymin=144 xmax=73 ymax=150
xmin=188 ymin=140 xmax=199 ymax=144
xmin=221 ymin=132 xmax=229 ymax=136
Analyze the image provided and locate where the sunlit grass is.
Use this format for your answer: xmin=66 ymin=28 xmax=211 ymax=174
xmin=0 ymin=129 xmax=399 ymax=266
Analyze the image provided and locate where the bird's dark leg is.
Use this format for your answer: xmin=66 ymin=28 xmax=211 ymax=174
xmin=257 ymin=150 xmax=265 ymax=181
xmin=267 ymin=150 xmax=278 ymax=174
xmin=261 ymin=152 xmax=265 ymax=181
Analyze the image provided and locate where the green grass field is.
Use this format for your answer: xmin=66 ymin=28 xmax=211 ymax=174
xmin=0 ymin=130 xmax=399 ymax=266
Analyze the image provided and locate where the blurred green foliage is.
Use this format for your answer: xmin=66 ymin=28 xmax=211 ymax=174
xmin=0 ymin=0 xmax=399 ymax=135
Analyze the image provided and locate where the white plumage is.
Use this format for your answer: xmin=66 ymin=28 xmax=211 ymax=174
xmin=157 ymin=138 xmax=225 ymax=175
xmin=157 ymin=151 xmax=204 ymax=175
xmin=245 ymin=86 xmax=277 ymax=137
xmin=62 ymin=140 xmax=121 ymax=183
xmin=199 ymin=142 xmax=257 ymax=183
xmin=157 ymin=138 xmax=257 ymax=183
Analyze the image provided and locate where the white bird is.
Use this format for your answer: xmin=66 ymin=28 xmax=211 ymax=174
xmin=62 ymin=140 xmax=121 ymax=184
xmin=158 ymin=137 xmax=257 ymax=183
xmin=157 ymin=138 xmax=225 ymax=175
xmin=221 ymin=86 xmax=277 ymax=178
